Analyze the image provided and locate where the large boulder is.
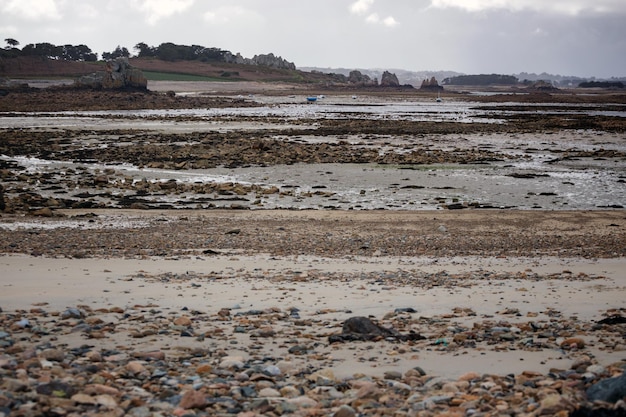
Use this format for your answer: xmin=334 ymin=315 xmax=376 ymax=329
xmin=347 ymin=70 xmax=376 ymax=86
xmin=380 ymin=71 xmax=400 ymax=87
xmin=75 ymin=58 xmax=147 ymax=90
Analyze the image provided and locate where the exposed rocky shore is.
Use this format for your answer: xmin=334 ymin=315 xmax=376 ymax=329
xmin=1 ymin=84 xmax=626 ymax=416
xmin=0 ymin=210 xmax=625 ymax=259
xmin=1 ymin=86 xmax=625 ymax=214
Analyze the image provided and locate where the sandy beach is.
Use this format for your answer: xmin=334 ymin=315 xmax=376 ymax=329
xmin=1 ymin=208 xmax=626 ymax=415
xmin=2 ymin=245 xmax=626 ymax=380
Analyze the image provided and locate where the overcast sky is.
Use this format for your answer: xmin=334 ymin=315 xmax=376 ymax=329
xmin=1 ymin=0 xmax=625 ymax=78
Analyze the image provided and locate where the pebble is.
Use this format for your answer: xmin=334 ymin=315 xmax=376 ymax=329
xmin=334 ymin=404 xmax=357 ymax=417
xmin=126 ymin=361 xmax=147 ymax=375
xmin=61 ymin=307 xmax=84 ymax=319
xmin=173 ymin=316 xmax=192 ymax=327
xmin=179 ymin=389 xmax=207 ymax=409
xmin=258 ymin=387 xmax=281 ymax=397
xmin=263 ymin=364 xmax=282 ymax=376
xmin=1 ymin=277 xmax=625 ymax=416
xmin=219 ymin=356 xmax=246 ymax=370
xmin=40 ymin=348 xmax=65 ymax=362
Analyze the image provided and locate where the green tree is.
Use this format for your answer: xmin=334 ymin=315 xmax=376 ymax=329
xmin=102 ymin=45 xmax=130 ymax=60
xmin=20 ymin=42 xmax=62 ymax=59
xmin=76 ymin=44 xmax=97 ymax=61
xmin=155 ymin=42 xmax=180 ymax=61
xmin=134 ymin=42 xmax=155 ymax=57
xmin=4 ymin=38 xmax=19 ymax=48
xmin=61 ymin=44 xmax=97 ymax=61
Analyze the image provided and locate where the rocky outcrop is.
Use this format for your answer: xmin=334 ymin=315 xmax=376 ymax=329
xmin=420 ymin=76 xmax=444 ymax=91
xmin=380 ymin=71 xmax=400 ymax=87
xmin=75 ymin=58 xmax=147 ymax=90
xmin=347 ymin=70 xmax=377 ymax=86
xmin=250 ymin=53 xmax=295 ymax=70
xmin=526 ymin=80 xmax=559 ymax=92
xmin=222 ymin=52 xmax=246 ymax=65
xmin=223 ymin=52 xmax=295 ymax=70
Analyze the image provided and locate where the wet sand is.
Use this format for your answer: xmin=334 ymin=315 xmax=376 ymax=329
xmin=2 ymin=248 xmax=625 ymax=379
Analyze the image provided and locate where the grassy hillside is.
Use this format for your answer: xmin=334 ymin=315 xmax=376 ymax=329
xmin=0 ymin=56 xmax=331 ymax=84
xmin=0 ymin=56 xmax=104 ymax=78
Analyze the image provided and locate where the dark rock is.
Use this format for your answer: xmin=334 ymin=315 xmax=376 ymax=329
xmin=329 ymin=316 xmax=425 ymax=343
xmin=0 ymin=184 xmax=5 ymax=212
xmin=598 ymin=315 xmax=626 ymax=325
xmin=344 ymin=316 xmax=390 ymax=335
xmin=508 ymin=172 xmax=550 ymax=179
xmin=288 ymin=345 xmax=309 ymax=355
xmin=239 ymin=386 xmax=257 ymax=397
xmin=420 ymin=77 xmax=444 ymax=91
xmin=444 ymin=203 xmax=467 ymax=210
xmin=571 ymin=407 xmax=626 ymax=417
xmin=380 ymin=71 xmax=400 ymax=87
xmin=587 ymin=372 xmax=626 ymax=403
xmin=36 ymin=381 xmax=76 ymax=397
xmin=347 ymin=70 xmax=376 ymax=86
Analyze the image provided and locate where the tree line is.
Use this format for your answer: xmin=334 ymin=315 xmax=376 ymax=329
xmin=2 ymin=38 xmax=232 ymax=63
xmin=133 ymin=42 xmax=230 ymax=62
xmin=578 ymin=81 xmax=624 ymax=89
xmin=442 ymin=74 xmax=519 ymax=86
xmin=2 ymin=38 xmax=98 ymax=61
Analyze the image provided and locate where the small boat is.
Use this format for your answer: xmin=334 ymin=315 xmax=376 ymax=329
xmin=436 ymin=92 xmax=442 ymax=102
xmin=306 ymin=96 xmax=317 ymax=102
